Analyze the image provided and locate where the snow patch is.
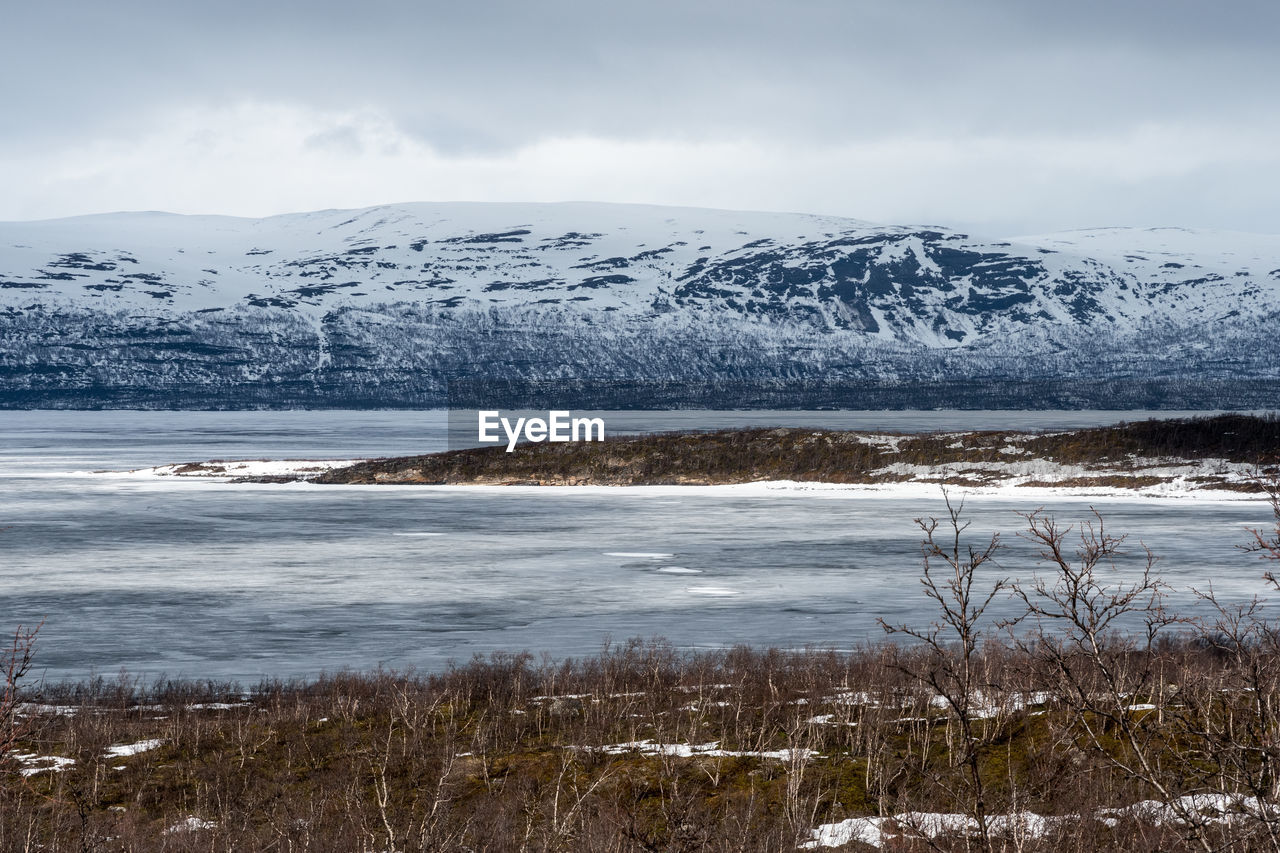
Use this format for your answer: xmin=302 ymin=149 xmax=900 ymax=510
xmin=590 ymin=740 xmax=817 ymax=761
xmin=105 ymin=739 xmax=163 ymax=758
xmin=12 ymin=753 xmax=76 ymax=776
xmin=165 ymin=817 xmax=217 ymax=834
xmin=130 ymin=459 xmax=360 ymax=480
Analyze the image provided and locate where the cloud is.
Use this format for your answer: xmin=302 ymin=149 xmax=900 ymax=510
xmin=4 ymin=1 xmax=1280 ymax=229
xmin=5 ymin=101 xmax=1279 ymax=234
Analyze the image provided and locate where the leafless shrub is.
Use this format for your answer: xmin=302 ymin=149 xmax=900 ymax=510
xmin=881 ymin=490 xmax=1009 ymax=852
xmin=1249 ymin=478 xmax=1280 ymax=586
xmin=1 ymin=621 xmax=41 ymax=766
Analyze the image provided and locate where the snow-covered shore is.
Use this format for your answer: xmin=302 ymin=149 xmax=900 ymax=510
xmin=137 ymin=459 xmax=358 ymax=479
xmin=105 ymin=459 xmax=1271 ymax=503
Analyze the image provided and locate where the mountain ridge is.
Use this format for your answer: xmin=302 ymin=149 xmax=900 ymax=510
xmin=2 ymin=202 xmax=1277 ymax=409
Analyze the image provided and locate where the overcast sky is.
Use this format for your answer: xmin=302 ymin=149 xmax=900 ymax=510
xmin=5 ymin=0 xmax=1279 ymax=234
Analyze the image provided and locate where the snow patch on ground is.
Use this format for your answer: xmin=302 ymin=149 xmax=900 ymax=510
xmin=104 ymin=739 xmax=163 ymax=758
xmin=803 ymin=794 xmax=1273 ymax=848
xmin=165 ymin=816 xmax=217 ymax=834
xmin=12 ymin=753 xmax=76 ymax=776
xmin=15 ymin=703 xmax=80 ymax=716
xmin=871 ymin=454 xmax=1263 ymax=494
xmin=822 ymin=689 xmax=1052 ymax=716
xmin=589 ymin=740 xmax=817 ymax=761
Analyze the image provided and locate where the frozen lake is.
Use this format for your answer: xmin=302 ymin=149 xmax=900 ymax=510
xmin=1 ymin=410 xmax=1275 ymax=682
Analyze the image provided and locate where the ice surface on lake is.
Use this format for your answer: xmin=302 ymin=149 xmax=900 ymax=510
xmin=604 ymin=552 xmax=674 ymax=558
xmin=686 ymin=586 xmax=739 ymax=596
xmin=1 ymin=410 xmax=1274 ymax=682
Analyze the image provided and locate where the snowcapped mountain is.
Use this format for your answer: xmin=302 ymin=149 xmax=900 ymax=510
xmin=1 ymin=202 xmax=1278 ymax=409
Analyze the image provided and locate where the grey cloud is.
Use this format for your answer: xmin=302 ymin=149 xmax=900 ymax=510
xmin=4 ymin=0 xmax=1279 ymax=230
xmin=7 ymin=0 xmax=1278 ymax=150
xmin=303 ymin=125 xmax=365 ymax=156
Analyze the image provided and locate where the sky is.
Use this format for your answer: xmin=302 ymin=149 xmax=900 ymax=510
xmin=4 ymin=0 xmax=1279 ymax=235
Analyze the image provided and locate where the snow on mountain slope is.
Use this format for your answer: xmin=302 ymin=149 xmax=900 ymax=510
xmin=1 ymin=203 xmax=1277 ymax=409
xmin=1014 ymin=227 xmax=1280 ymax=323
xmin=5 ymin=202 xmax=1278 ymax=343
xmin=0 ymin=202 xmax=870 ymax=314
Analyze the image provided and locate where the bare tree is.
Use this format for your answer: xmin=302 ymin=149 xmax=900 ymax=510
xmin=1248 ymin=479 xmax=1280 ymax=586
xmin=1008 ymin=509 xmax=1223 ymax=851
xmin=1180 ymin=587 xmax=1280 ymax=851
xmin=1 ymin=621 xmax=42 ymax=767
xmin=881 ymin=490 xmax=1008 ymax=852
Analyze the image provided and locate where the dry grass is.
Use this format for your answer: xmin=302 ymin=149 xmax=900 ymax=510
xmin=5 ymin=635 xmax=1280 ymax=852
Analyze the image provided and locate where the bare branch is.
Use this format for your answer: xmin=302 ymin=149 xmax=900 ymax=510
xmin=1 ymin=620 xmax=43 ymax=766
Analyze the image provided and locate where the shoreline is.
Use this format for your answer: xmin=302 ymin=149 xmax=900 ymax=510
xmin=99 ymin=461 xmax=1273 ymax=503
xmin=102 ymin=412 xmax=1280 ymax=501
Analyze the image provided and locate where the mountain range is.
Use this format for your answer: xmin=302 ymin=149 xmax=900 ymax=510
xmin=1 ymin=202 xmax=1277 ymax=409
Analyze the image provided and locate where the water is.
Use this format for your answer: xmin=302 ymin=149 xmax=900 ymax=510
xmin=1 ymin=410 xmax=1274 ymax=683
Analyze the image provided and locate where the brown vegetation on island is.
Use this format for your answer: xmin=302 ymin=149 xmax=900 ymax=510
xmin=298 ymin=413 xmax=1280 ymax=488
